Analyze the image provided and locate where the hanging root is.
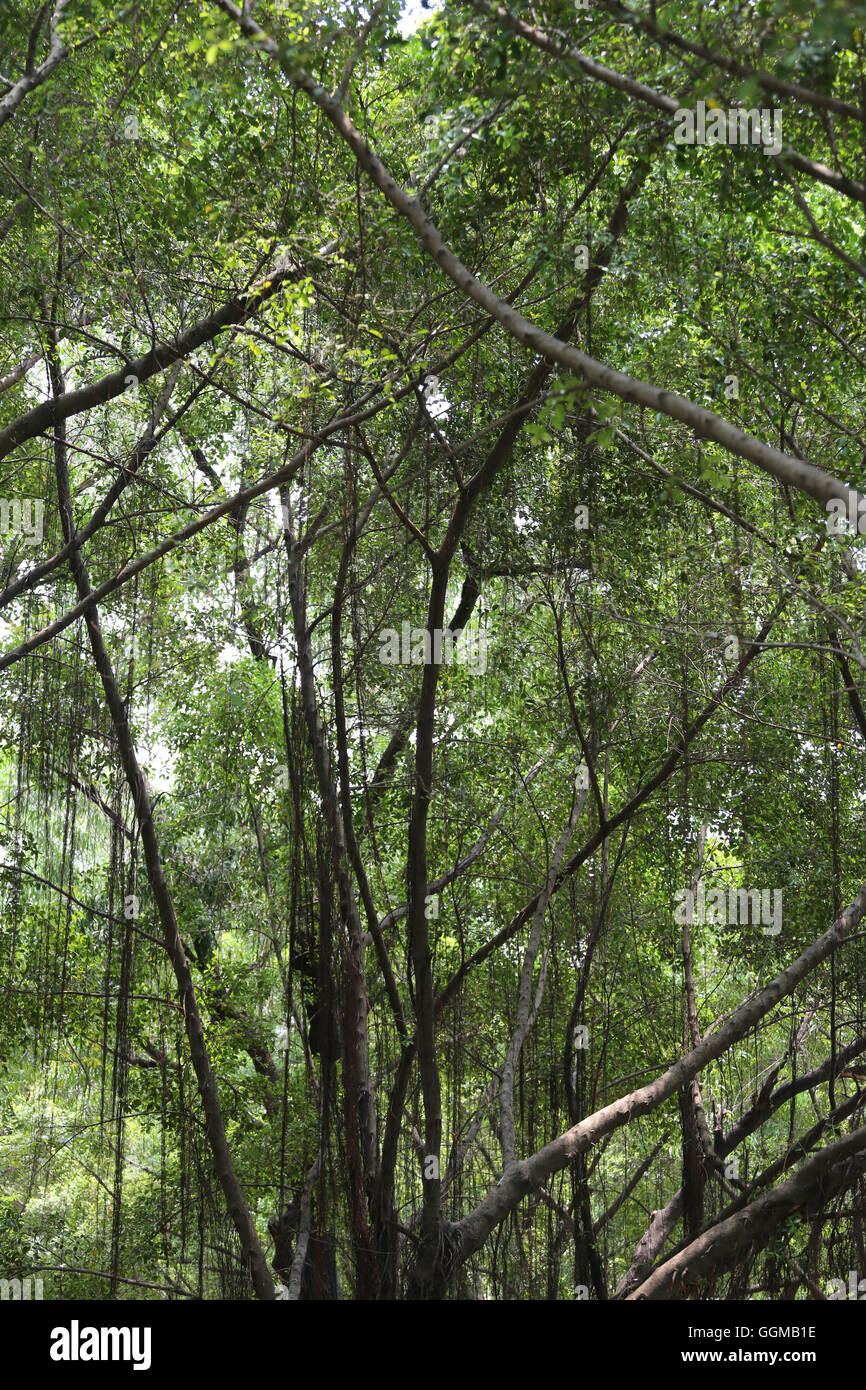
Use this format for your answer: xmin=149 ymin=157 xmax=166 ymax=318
xmin=402 ymin=1220 xmax=464 ymax=1299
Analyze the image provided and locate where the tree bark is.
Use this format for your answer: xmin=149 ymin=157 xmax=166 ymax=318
xmin=47 ymin=327 xmax=275 ymax=1300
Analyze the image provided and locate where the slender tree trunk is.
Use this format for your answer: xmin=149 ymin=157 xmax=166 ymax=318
xmin=47 ymin=326 xmax=275 ymax=1300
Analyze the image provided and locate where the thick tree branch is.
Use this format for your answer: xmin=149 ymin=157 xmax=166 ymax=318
xmin=0 ymin=0 xmax=68 ymax=131
xmin=452 ymin=880 xmax=866 ymax=1261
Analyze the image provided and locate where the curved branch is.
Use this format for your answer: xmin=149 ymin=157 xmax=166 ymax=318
xmin=627 ymin=1124 xmax=866 ymax=1299
xmin=453 ymin=880 xmax=866 ymax=1261
xmin=215 ymin=0 xmax=856 ymax=516
xmin=0 ymin=0 xmax=69 ymax=132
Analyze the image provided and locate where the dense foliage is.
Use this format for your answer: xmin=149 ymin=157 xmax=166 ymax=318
xmin=2 ymin=0 xmax=866 ymax=1301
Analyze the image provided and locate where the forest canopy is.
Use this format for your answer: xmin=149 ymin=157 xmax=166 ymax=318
xmin=2 ymin=0 xmax=866 ymax=1304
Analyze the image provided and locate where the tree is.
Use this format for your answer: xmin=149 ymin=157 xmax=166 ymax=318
xmin=2 ymin=0 xmax=866 ymax=1301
